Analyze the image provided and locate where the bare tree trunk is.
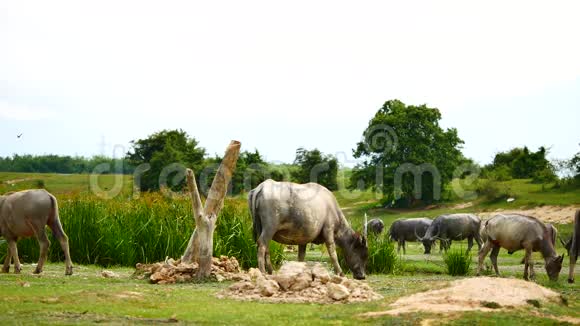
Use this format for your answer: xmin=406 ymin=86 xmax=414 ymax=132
xmin=182 ymin=140 xmax=241 ymax=279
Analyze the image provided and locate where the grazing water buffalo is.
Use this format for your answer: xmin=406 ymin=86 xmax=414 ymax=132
xmin=366 ymin=218 xmax=385 ymax=235
xmin=416 ymin=214 xmax=482 ymax=254
xmin=565 ymin=210 xmax=580 ymax=283
xmin=0 ymin=189 xmax=73 ymax=275
xmin=477 ymin=214 xmax=564 ymax=281
xmin=249 ymin=180 xmax=368 ymax=279
xmin=389 ymin=218 xmax=432 ymax=254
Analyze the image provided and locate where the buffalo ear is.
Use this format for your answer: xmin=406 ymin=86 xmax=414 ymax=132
xmin=557 ymin=254 xmax=565 ymax=263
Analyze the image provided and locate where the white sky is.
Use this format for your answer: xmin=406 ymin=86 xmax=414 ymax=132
xmin=1 ymin=1 xmax=579 ymax=166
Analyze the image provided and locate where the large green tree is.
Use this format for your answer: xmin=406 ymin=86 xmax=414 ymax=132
xmin=126 ymin=129 xmax=206 ymax=191
xmin=350 ymin=99 xmax=465 ymax=207
xmin=292 ymin=148 xmax=338 ymax=190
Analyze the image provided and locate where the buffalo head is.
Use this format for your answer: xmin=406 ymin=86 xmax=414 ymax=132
xmin=546 ymin=254 xmax=564 ymax=281
xmin=415 ymin=225 xmax=437 ymax=254
xmin=343 ymin=232 xmax=368 ymax=280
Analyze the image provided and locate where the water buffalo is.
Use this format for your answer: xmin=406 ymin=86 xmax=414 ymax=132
xmin=416 ymin=214 xmax=482 ymax=254
xmin=477 ymin=214 xmax=564 ymax=281
xmin=249 ymin=180 xmax=368 ymax=279
xmin=565 ymin=210 xmax=579 ymax=283
xmin=389 ymin=218 xmax=432 ymax=254
xmin=366 ymin=218 xmax=385 ymax=235
xmin=0 ymin=189 xmax=73 ymax=275
xmin=514 ymin=223 xmax=558 ymax=264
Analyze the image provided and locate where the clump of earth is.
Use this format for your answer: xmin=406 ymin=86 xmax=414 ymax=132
xmin=217 ymin=261 xmax=383 ymax=304
xmin=134 ymin=256 xmax=248 ymax=284
xmin=361 ymin=277 xmax=561 ymax=317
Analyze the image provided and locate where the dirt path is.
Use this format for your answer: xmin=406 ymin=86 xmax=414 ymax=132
xmin=2 ymin=178 xmax=33 ymax=185
xmin=479 ymin=206 xmax=579 ymax=224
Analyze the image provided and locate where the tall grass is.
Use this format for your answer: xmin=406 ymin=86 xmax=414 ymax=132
xmin=1 ymin=193 xmax=283 ymax=269
xmin=443 ymin=248 xmax=472 ymax=276
xmin=366 ymin=232 xmax=398 ymax=274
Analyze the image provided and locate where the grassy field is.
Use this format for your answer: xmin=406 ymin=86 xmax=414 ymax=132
xmin=0 ymin=172 xmax=133 ymax=196
xmin=1 ymin=172 xmax=580 ymax=324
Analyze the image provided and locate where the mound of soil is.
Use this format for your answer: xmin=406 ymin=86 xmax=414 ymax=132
xmin=217 ymin=261 xmax=383 ymax=304
xmin=361 ymin=277 xmax=560 ymax=317
xmin=134 ymin=256 xmax=250 ymax=284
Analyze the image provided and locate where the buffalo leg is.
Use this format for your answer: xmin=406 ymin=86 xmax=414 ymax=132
xmin=489 ymin=245 xmax=500 ymax=276
xmin=474 ymin=233 xmax=483 ymax=251
xmin=2 ymin=248 xmax=11 ymax=273
xmin=325 ymin=241 xmax=343 ymax=276
xmin=49 ymin=217 xmax=73 ymax=275
xmin=34 ymin=230 xmax=50 ymax=274
xmin=257 ymin=235 xmax=270 ymax=274
xmin=467 ymin=237 xmax=474 ymax=254
xmin=323 ymin=230 xmax=343 ymax=276
xmin=402 ymin=241 xmax=406 ymax=255
xmin=7 ymin=240 xmax=21 ymax=274
xmin=523 ymin=248 xmax=533 ymax=281
xmin=264 ymin=247 xmax=274 ymax=274
xmin=477 ymin=241 xmax=492 ymax=276
xmin=298 ymin=245 xmax=306 ymax=262
xmin=569 ymin=254 xmax=577 ymax=283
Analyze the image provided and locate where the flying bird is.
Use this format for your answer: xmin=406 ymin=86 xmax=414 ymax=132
xmin=17 ymin=133 xmax=23 ymax=138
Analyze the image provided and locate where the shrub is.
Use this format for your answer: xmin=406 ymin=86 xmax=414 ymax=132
xmin=443 ymin=248 xmax=471 ymax=276
xmin=475 ymin=179 xmax=512 ymax=202
xmin=487 ymin=165 xmax=513 ymax=181
xmin=531 ymin=168 xmax=557 ymax=184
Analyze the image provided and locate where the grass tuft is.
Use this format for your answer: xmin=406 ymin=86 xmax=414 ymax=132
xmin=443 ymin=248 xmax=471 ymax=276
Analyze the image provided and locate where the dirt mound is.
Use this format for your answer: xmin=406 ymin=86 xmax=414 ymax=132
xmin=217 ymin=261 xmax=382 ymax=304
xmin=361 ymin=277 xmax=560 ymax=317
xmin=479 ymin=206 xmax=579 ymax=224
xmin=134 ymin=256 xmax=249 ymax=284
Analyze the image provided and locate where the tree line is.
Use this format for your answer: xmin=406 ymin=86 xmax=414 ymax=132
xmin=2 ymin=100 xmax=579 ymax=204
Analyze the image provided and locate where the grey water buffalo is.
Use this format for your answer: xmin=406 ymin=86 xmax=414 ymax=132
xmin=389 ymin=218 xmax=432 ymax=254
xmin=0 ymin=189 xmax=73 ymax=275
xmin=564 ymin=210 xmax=579 ymax=283
xmin=477 ymin=214 xmax=564 ymax=281
xmin=514 ymin=223 xmax=558 ymax=264
xmin=249 ymin=180 xmax=368 ymax=279
xmin=416 ymin=214 xmax=482 ymax=254
xmin=366 ymin=218 xmax=385 ymax=235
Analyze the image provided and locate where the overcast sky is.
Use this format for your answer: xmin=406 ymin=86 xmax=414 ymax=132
xmin=1 ymin=1 xmax=579 ymax=166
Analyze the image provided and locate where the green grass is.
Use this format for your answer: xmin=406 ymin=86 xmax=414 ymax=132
xmin=0 ymin=262 xmax=577 ymax=325
xmin=0 ymin=172 xmax=133 ymax=196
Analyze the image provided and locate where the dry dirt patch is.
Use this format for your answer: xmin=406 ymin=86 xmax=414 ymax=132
xmin=479 ymin=206 xmax=579 ymax=224
xmin=361 ymin=277 xmax=559 ymax=317
xmin=218 ymin=261 xmax=383 ymax=304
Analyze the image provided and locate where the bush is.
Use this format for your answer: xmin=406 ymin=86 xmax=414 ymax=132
xmin=475 ymin=179 xmax=512 ymax=202
xmin=443 ymin=248 xmax=471 ymax=276
xmin=3 ymin=193 xmax=283 ymax=269
xmin=531 ymin=168 xmax=557 ymax=184
xmin=487 ymin=165 xmax=513 ymax=181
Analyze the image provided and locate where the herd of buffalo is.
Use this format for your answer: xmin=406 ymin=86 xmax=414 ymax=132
xmin=1 ymin=180 xmax=579 ymax=284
